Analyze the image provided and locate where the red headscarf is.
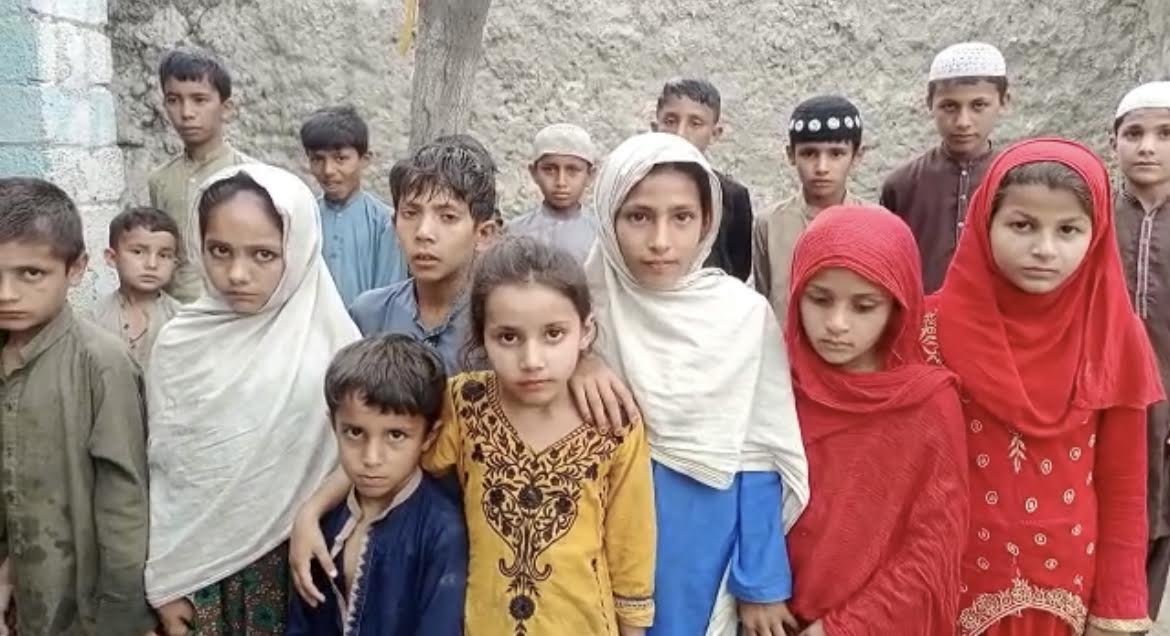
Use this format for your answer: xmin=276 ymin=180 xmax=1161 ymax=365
xmin=937 ymin=137 xmax=1163 ymax=437
xmin=784 ymin=205 xmax=967 ymax=631
xmin=785 ymin=205 xmax=956 ymax=440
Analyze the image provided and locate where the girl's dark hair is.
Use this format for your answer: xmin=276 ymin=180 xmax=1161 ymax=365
xmin=462 ymin=236 xmax=592 ymax=370
xmin=646 ymin=161 xmax=715 ymax=229
xmin=992 ymin=161 xmax=1093 ymax=220
xmin=197 ymin=171 xmax=283 ymax=238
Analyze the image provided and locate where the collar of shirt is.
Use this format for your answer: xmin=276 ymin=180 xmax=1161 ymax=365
xmin=183 ymin=141 xmax=235 ymax=170
xmin=341 ymin=468 xmax=423 ymax=528
xmin=412 ymin=284 xmax=470 ymax=339
xmin=321 ymin=189 xmax=366 ymax=212
xmin=540 ymin=202 xmax=585 ymax=220
xmin=3 ymin=304 xmax=74 ymax=375
xmin=937 ymin=140 xmax=995 ymax=167
xmin=1121 ymin=186 xmax=1170 ymax=215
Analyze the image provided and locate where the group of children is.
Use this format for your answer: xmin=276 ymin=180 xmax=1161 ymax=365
xmin=0 ymin=34 xmax=1168 ymax=636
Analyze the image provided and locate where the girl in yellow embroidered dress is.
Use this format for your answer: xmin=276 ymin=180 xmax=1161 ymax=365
xmin=423 ymin=237 xmax=655 ymax=636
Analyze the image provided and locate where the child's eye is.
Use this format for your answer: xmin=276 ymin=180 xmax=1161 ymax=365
xmin=255 ymin=249 xmax=279 ymax=263
xmin=1010 ymin=221 xmax=1033 ymax=232
xmin=853 ymin=302 xmax=878 ymax=314
xmin=18 ymin=268 xmax=45 ymax=281
xmin=805 ymin=294 xmax=831 ymax=307
xmin=1158 ymin=129 xmax=1170 ymax=140
xmin=131 ymin=248 xmax=145 ymax=255
xmin=625 ymin=212 xmax=648 ymax=224
xmin=160 ymin=252 xmax=177 ymax=261
xmin=208 ymin=245 xmax=230 ymax=258
xmin=441 ymin=213 xmax=460 ymax=223
xmin=343 ymin=426 xmax=363 ymax=440
xmin=1060 ymin=225 xmax=1084 ymax=236
xmin=387 ymin=430 xmax=407 ymax=441
xmin=496 ymin=332 xmax=519 ymax=345
xmin=545 ymin=327 xmax=566 ymax=341
xmin=399 ymin=208 xmax=417 ymax=219
xmin=674 ymin=211 xmax=696 ymax=223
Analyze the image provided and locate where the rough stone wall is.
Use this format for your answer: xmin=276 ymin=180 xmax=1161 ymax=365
xmin=110 ymin=0 xmax=1168 ymax=218
xmin=1 ymin=0 xmax=125 ymax=305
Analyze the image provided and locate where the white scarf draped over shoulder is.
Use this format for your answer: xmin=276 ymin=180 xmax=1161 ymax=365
xmin=584 ymin=132 xmax=809 ymax=530
xmin=144 ymin=163 xmax=360 ymax=605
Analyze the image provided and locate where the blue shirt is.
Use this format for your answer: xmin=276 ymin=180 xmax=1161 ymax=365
xmin=348 ymin=279 xmax=471 ymax=374
xmin=286 ymin=474 xmax=467 ymax=636
xmin=319 ymin=190 xmax=408 ymax=307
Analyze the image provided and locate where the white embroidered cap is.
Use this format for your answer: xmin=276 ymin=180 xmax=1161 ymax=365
xmin=1115 ymin=81 xmax=1170 ymax=120
xmin=533 ymin=123 xmax=598 ymax=164
xmin=929 ymin=42 xmax=1007 ymax=82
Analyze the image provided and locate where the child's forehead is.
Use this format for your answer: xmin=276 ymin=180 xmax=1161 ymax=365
xmin=400 ymin=186 xmax=470 ymax=211
xmin=657 ymin=95 xmax=716 ymax=117
xmin=162 ymin=76 xmax=218 ymax=95
xmin=308 ymin=145 xmax=361 ymax=157
xmin=1118 ymin=108 xmax=1170 ymax=129
xmin=117 ymin=226 xmax=178 ymax=247
xmin=931 ymin=78 xmax=1001 ymax=100
xmin=0 ymin=239 xmax=70 ymax=266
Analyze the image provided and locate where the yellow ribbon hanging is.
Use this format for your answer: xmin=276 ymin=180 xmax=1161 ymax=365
xmin=398 ymin=0 xmax=418 ymax=56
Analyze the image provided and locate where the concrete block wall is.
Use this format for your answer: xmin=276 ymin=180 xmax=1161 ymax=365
xmin=0 ymin=0 xmax=123 ymax=307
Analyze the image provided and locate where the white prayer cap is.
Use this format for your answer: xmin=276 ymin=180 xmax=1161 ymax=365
xmin=533 ymin=123 xmax=598 ymax=164
xmin=1115 ymin=82 xmax=1170 ymax=121
xmin=929 ymin=42 xmax=1007 ymax=82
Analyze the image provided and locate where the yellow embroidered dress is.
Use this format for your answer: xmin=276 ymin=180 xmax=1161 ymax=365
xmin=423 ymin=371 xmax=655 ymax=635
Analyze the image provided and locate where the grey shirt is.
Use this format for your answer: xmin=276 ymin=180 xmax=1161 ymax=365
xmin=348 ymin=279 xmax=472 ymax=374
xmin=506 ymin=203 xmax=598 ymax=263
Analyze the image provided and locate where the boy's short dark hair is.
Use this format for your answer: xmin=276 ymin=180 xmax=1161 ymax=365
xmin=325 ymin=334 xmax=447 ymax=431
xmin=389 ymin=140 xmax=497 ymax=223
xmin=108 ymin=207 xmax=181 ymax=249
xmin=926 ymin=77 xmax=1009 ymax=106
xmin=158 ymin=47 xmax=232 ymax=101
xmin=300 ymin=105 xmax=370 ymax=156
xmin=656 ymin=77 xmax=722 ymax=121
xmin=0 ymin=177 xmax=84 ymax=263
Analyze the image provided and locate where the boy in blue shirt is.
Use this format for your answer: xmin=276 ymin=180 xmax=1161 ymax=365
xmin=286 ymin=334 xmax=466 ymax=635
xmin=301 ymin=105 xmax=407 ymax=306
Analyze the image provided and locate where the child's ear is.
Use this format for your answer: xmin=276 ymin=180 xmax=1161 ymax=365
xmin=649 ymin=120 xmax=660 ymax=133
xmin=421 ymin=425 xmax=440 ymax=453
xmin=711 ymin=123 xmax=724 ymax=144
xmin=360 ymin=152 xmax=372 ymax=170
xmin=222 ymin=97 xmax=236 ymax=122
xmin=67 ymin=253 xmax=88 ymax=287
xmin=580 ymin=313 xmax=598 ymax=352
xmin=853 ymin=144 xmax=867 ymax=164
xmin=785 ymin=145 xmax=796 ymax=165
xmin=528 ymin=162 xmax=539 ymax=180
xmin=474 ymin=219 xmax=499 ymax=253
xmin=103 ymin=247 xmax=117 ymax=269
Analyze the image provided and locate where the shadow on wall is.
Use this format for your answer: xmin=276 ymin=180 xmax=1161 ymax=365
xmin=109 ymin=0 xmax=1167 ymax=217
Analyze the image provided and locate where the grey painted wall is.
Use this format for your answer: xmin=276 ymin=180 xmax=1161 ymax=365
xmin=109 ymin=0 xmax=1168 ymax=218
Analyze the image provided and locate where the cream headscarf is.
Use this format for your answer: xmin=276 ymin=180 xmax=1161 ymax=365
xmin=144 ymin=163 xmax=360 ymax=605
xmin=585 ymin=132 xmax=808 ymax=522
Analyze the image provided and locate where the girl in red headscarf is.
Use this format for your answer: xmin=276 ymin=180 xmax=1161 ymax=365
xmin=784 ymin=205 xmax=968 ymax=635
xmin=926 ymin=138 xmax=1165 ymax=635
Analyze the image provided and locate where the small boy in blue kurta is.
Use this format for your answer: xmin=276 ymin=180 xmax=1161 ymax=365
xmin=300 ymin=105 xmax=407 ymax=306
xmin=286 ymin=334 xmax=467 ymax=635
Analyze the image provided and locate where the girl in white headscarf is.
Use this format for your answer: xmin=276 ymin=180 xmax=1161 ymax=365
xmin=145 ymin=164 xmax=360 ymax=635
xmin=584 ymin=132 xmax=809 ymax=636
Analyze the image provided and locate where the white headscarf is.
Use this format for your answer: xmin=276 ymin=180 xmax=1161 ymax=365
xmin=144 ymin=163 xmax=360 ymax=605
xmin=585 ymin=132 xmax=808 ymax=527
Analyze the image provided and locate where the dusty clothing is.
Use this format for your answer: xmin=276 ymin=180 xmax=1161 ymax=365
xmin=0 ymin=307 xmax=153 ymax=635
xmin=751 ymin=192 xmax=867 ymax=322
xmin=880 ymin=144 xmax=996 ymax=293
xmin=506 ymin=203 xmax=598 ymax=263
xmin=705 ymin=172 xmax=753 ymax=281
xmin=148 ymin=141 xmax=252 ymax=302
xmin=89 ymin=290 xmax=181 ymax=370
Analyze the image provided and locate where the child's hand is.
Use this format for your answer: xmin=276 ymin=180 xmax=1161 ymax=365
xmin=569 ymin=353 xmax=641 ymax=433
xmin=156 ymin=598 xmax=193 ymax=636
xmin=290 ymin=509 xmax=334 ymax=607
xmin=738 ymin=599 xmax=799 ymax=636
xmin=800 ymin=620 xmax=828 ymax=636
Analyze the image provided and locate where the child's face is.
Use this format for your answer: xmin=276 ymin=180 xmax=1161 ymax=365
xmin=395 ymin=190 xmax=493 ymax=287
xmin=798 ymin=267 xmax=893 ymax=372
xmin=653 ymin=96 xmax=722 ymax=153
xmin=1113 ymin=108 xmax=1170 ymax=191
xmin=162 ymin=76 xmax=229 ymax=150
xmin=615 ymin=169 xmax=707 ymax=290
xmin=529 ymin=155 xmax=593 ymax=211
xmin=0 ymin=241 xmax=85 ymax=338
xmin=929 ymin=80 xmax=1006 ymax=159
xmin=334 ymin=394 xmax=435 ymax=508
xmin=307 ymin=147 xmax=369 ymax=203
xmin=990 ymin=184 xmax=1092 ymax=294
xmin=483 ymin=281 xmax=593 ymax=409
xmin=104 ymin=228 xmax=178 ymax=295
xmin=787 ymin=141 xmax=860 ymax=202
xmin=202 ymin=192 xmax=286 ymax=313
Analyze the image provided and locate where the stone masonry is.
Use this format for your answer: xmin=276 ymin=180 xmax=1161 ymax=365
xmin=0 ymin=0 xmax=124 ymax=304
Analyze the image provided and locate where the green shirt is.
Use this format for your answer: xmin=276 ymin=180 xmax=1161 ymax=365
xmin=148 ymin=141 xmax=253 ymax=302
xmin=0 ymin=307 xmax=154 ymax=634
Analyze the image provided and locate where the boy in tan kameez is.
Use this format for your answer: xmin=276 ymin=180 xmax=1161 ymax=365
xmin=752 ymin=95 xmax=869 ymax=324
xmin=0 ymin=178 xmax=155 ymax=635
xmin=148 ymin=47 xmax=251 ymax=303
xmin=90 ymin=207 xmax=182 ymax=371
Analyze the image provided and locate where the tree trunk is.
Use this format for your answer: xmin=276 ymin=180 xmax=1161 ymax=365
xmin=407 ymin=0 xmax=493 ymax=152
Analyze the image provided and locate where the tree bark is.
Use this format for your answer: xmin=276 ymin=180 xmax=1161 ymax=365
xmin=407 ymin=0 xmax=493 ymax=152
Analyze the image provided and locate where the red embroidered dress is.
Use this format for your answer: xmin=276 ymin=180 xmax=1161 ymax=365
xmin=785 ymin=206 xmax=968 ymax=635
xmin=925 ymin=139 xmax=1165 ymax=635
